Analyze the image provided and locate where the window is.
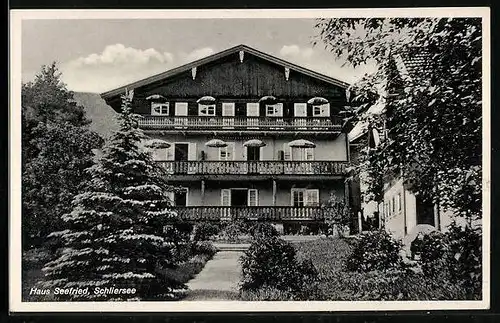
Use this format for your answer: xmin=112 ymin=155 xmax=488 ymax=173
xmin=198 ymin=104 xmax=216 ymax=116
xmin=219 ymin=142 xmax=234 ymax=161
xmin=266 ymin=105 xmax=278 ymax=116
xmin=291 ymin=189 xmax=319 ymax=206
xmin=397 ymin=193 xmax=402 ymax=212
xmin=292 ymin=190 xmax=304 ymax=206
xmin=312 ymin=103 xmax=330 ymax=117
xmin=151 ymin=102 xmax=169 ymax=115
xmin=248 ymin=189 xmax=259 ymax=206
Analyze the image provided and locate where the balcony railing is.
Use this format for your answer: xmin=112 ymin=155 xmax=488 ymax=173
xmin=169 ymin=206 xmax=335 ymax=221
xmin=156 ymin=160 xmax=347 ymax=175
xmin=138 ymin=115 xmax=342 ymax=131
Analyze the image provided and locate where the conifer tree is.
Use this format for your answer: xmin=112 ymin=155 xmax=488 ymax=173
xmin=41 ymin=91 xmax=186 ymax=301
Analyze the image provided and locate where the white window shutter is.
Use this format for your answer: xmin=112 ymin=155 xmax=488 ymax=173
xmin=175 ymin=102 xmax=188 ymax=116
xmin=188 ymin=143 xmax=197 ymax=161
xmin=221 ymin=189 xmax=231 ymax=206
xmin=166 ymin=145 xmax=174 ymax=161
xmin=222 ymin=102 xmax=235 ymax=116
xmin=283 ymin=143 xmax=291 ymax=160
xmin=322 ymin=103 xmax=330 ymax=117
xmin=305 ymin=147 xmax=315 ymax=160
xmin=248 ymin=189 xmax=258 ymax=206
xmin=276 ymin=103 xmax=283 ymax=117
xmin=305 ymin=189 xmax=319 ymax=206
xmin=247 ymin=103 xmax=260 ymax=116
xmin=167 ymin=191 xmax=175 ymax=206
xmin=294 ymin=103 xmax=307 ymax=117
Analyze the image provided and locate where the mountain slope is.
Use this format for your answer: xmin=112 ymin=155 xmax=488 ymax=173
xmin=72 ymin=92 xmax=119 ymax=140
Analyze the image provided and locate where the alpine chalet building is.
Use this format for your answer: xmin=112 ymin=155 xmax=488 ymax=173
xmin=100 ymin=45 xmax=352 ymax=234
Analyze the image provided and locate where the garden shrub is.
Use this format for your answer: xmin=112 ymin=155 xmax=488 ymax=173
xmin=445 ymin=222 xmax=482 ymax=298
xmin=417 ymin=231 xmax=448 ymax=278
xmin=239 ymin=237 xmax=319 ymax=300
xmin=217 ymin=220 xmax=251 ymax=242
xmin=191 ymin=241 xmax=218 ymax=258
xmin=415 ymin=222 xmax=482 ymax=299
xmin=248 ymin=222 xmax=279 ymax=239
xmin=346 ymin=230 xmax=403 ymax=272
xmin=194 ymin=222 xmax=221 ymax=241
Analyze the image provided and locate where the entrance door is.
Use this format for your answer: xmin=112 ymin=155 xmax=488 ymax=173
xmin=174 ymin=189 xmax=188 ymax=206
xmin=416 ymin=196 xmax=435 ymax=226
xmin=246 ymin=147 xmax=261 ymax=161
xmin=174 ymin=143 xmax=189 ymax=174
xmin=231 ymin=189 xmax=248 ymax=206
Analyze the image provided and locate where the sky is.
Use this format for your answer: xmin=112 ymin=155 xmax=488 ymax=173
xmin=21 ymin=19 xmax=377 ymax=93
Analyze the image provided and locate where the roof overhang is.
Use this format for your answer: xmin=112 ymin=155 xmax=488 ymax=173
xmin=100 ymin=44 xmax=350 ymax=100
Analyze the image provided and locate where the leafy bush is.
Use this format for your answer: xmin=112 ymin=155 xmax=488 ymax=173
xmin=239 ymin=237 xmax=319 ymax=300
xmin=346 ymin=230 xmax=403 ymax=272
xmin=191 ymin=241 xmax=218 ymax=258
xmin=446 ymin=222 xmax=482 ymax=297
xmin=194 ymin=222 xmax=220 ymax=241
xmin=217 ymin=221 xmax=251 ymax=242
xmin=248 ymin=222 xmax=279 ymax=239
xmin=320 ymin=269 xmax=469 ymax=301
xmin=417 ymin=231 xmax=448 ymax=277
xmin=293 ymin=238 xmax=470 ymax=301
xmin=415 ymin=222 xmax=482 ymax=299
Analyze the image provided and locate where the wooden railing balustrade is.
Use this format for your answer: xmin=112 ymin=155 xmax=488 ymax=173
xmin=138 ymin=115 xmax=342 ymax=131
xmin=155 ymin=160 xmax=347 ymax=175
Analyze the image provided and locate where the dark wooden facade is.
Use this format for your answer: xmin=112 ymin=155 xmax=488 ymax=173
xmin=102 ymin=45 xmax=348 ymax=117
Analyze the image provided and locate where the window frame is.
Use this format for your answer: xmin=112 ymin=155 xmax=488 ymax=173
xmin=151 ymin=102 xmax=170 ymax=115
xmin=198 ymin=104 xmax=216 ymax=116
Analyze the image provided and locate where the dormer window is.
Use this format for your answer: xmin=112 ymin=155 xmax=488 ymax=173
xmin=151 ymin=102 xmax=169 ymax=115
xmin=265 ymin=103 xmax=283 ymax=117
xmin=312 ymin=103 xmax=330 ymax=117
xmin=198 ymin=104 xmax=216 ymax=116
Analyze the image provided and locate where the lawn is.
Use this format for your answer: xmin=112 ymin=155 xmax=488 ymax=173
xmin=294 ymin=238 xmax=470 ymax=301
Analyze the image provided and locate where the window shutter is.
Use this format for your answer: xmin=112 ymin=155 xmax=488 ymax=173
xmin=222 ymin=102 xmax=235 ymax=116
xmin=166 ymin=145 xmax=174 ymax=161
xmin=276 ymin=103 xmax=283 ymax=117
xmin=167 ymin=191 xmax=175 ymax=206
xmin=152 ymin=147 xmax=167 ymax=161
xmin=188 ymin=143 xmax=197 ymax=161
xmin=305 ymin=147 xmax=315 ymax=160
xmin=248 ymin=189 xmax=258 ymax=206
xmin=247 ymin=103 xmax=260 ymax=116
xmin=305 ymin=189 xmax=319 ymax=206
xmin=322 ymin=103 xmax=330 ymax=117
xmin=294 ymin=103 xmax=307 ymax=117
xmin=221 ymin=189 xmax=231 ymax=206
xmin=283 ymin=143 xmax=291 ymax=160
xmin=243 ymin=146 xmax=247 ymax=161
xmin=175 ymin=102 xmax=188 ymax=116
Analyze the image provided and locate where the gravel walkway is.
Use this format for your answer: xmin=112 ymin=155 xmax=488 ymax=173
xmin=183 ymin=251 xmax=243 ymax=301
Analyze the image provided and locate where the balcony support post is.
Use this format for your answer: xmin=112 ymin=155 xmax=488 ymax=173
xmin=201 ymin=180 xmax=205 ymax=206
xmin=272 ymin=179 xmax=277 ymax=206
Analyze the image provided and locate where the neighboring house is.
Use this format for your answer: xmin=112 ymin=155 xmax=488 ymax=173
xmin=348 ymin=49 xmax=455 ymax=241
xmin=100 ymin=44 xmax=353 ymax=234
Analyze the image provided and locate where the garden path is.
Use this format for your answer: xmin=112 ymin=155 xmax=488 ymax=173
xmin=184 ymin=251 xmax=243 ymax=301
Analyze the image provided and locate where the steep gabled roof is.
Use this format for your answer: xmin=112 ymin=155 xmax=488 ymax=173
xmin=100 ymin=44 xmax=349 ymax=99
xmin=392 ymin=48 xmax=434 ymax=81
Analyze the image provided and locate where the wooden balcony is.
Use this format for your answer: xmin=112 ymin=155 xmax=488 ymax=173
xmin=169 ymin=206 xmax=334 ymax=221
xmin=156 ymin=160 xmax=347 ymax=176
xmin=138 ymin=115 xmax=342 ymax=132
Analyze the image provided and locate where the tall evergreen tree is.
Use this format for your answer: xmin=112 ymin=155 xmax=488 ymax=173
xmin=41 ymin=91 xmax=186 ymax=301
xmin=22 ymin=63 xmax=103 ymax=248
